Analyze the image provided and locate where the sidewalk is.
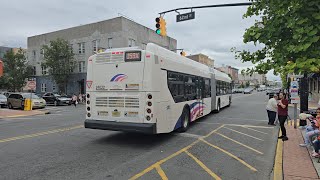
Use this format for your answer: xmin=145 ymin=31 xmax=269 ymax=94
xmin=0 ymin=108 xmax=49 ymax=119
xmin=281 ymin=122 xmax=319 ymax=180
xmin=288 ymin=100 xmax=319 ymax=109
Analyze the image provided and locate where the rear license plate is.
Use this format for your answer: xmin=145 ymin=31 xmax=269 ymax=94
xmin=98 ymin=111 xmax=108 ymax=116
xmin=112 ymin=111 xmax=120 ymax=117
xmin=66 ymin=101 xmax=69 ymax=103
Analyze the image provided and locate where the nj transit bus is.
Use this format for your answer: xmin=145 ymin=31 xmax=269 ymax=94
xmin=84 ymin=43 xmax=232 ymax=134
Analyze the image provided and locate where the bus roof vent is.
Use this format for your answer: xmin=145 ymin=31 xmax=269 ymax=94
xmin=96 ymin=53 xmax=111 ymax=63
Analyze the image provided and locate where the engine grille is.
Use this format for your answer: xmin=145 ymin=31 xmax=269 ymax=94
xmin=95 ymin=96 xmax=139 ymax=108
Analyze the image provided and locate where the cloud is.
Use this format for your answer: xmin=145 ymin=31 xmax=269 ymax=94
xmin=0 ymin=0 xmax=278 ymax=80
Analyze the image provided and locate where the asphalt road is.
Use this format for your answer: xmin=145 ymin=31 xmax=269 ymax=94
xmin=0 ymin=92 xmax=280 ymax=180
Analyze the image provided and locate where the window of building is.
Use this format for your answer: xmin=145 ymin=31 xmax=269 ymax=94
xmin=41 ymin=65 xmax=47 ymax=75
xmin=41 ymin=83 xmax=47 ymax=92
xmin=128 ymin=39 xmax=135 ymax=47
xmin=92 ymin=40 xmax=99 ymax=52
xmin=78 ymin=42 xmax=85 ymax=54
xmin=52 ymin=84 xmax=56 ymax=92
xmin=78 ymin=61 xmax=85 ymax=73
xmin=108 ymin=38 xmax=113 ymax=49
xmin=69 ymin=44 xmax=73 ymax=54
xmin=32 ymin=50 xmax=36 ymax=61
xmin=32 ymin=66 xmax=36 ymax=75
xmin=40 ymin=49 xmax=44 ymax=58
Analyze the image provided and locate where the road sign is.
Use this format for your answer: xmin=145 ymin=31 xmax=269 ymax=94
xmin=289 ymin=74 xmax=303 ymax=78
xmin=27 ymin=81 xmax=36 ymax=90
xmin=290 ymin=81 xmax=300 ymax=104
xmin=176 ymin=12 xmax=195 ymax=22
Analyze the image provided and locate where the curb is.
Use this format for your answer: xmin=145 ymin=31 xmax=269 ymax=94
xmin=273 ymin=129 xmax=283 ymax=180
xmin=0 ymin=110 xmax=50 ymax=119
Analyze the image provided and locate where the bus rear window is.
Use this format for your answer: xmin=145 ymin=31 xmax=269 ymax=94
xmin=125 ymin=51 xmax=141 ymax=62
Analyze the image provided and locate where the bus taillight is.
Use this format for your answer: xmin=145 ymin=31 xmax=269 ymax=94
xmin=147 ymin=94 xmax=152 ymax=99
xmin=147 ymin=101 xmax=152 ymax=106
xmin=146 ymin=108 xmax=151 ymax=114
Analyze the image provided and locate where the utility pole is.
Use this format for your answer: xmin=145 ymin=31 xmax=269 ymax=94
xmin=299 ymin=73 xmax=309 ymax=113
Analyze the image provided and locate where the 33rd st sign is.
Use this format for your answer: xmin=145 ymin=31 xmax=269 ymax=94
xmin=176 ymin=12 xmax=195 ymax=22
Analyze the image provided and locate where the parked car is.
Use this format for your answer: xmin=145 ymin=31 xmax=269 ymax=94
xmin=42 ymin=93 xmax=72 ymax=106
xmin=244 ymin=88 xmax=253 ymax=94
xmin=0 ymin=94 xmax=7 ymax=108
xmin=7 ymin=93 xmax=46 ymax=109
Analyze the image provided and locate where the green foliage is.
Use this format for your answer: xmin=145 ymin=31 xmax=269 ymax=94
xmin=280 ymin=72 xmax=288 ymax=89
xmin=232 ymin=0 xmax=320 ymax=75
xmin=245 ymin=81 xmax=250 ymax=87
xmin=0 ymin=49 xmax=32 ymax=91
xmin=42 ymin=38 xmax=75 ymax=93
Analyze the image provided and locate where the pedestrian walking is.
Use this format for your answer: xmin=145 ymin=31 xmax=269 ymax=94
xmin=72 ymin=94 xmax=78 ymax=107
xmin=278 ymin=92 xmax=289 ymax=141
xmin=78 ymin=93 xmax=83 ymax=103
xmin=266 ymin=94 xmax=278 ymax=125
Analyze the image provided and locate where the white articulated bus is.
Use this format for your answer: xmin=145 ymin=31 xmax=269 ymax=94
xmin=85 ymin=43 xmax=232 ymax=134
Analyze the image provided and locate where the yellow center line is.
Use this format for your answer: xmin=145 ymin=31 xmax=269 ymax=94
xmin=185 ymin=150 xmax=221 ymax=180
xmin=223 ymin=127 xmax=264 ymax=141
xmin=200 ymin=139 xmax=257 ymax=172
xmin=155 ymin=165 xmax=168 ymax=180
xmin=273 ymin=131 xmax=283 ymax=180
xmin=0 ymin=125 xmax=83 ymax=143
xmin=129 ymin=124 xmax=225 ymax=180
xmin=242 ymin=126 xmax=269 ymax=135
xmin=214 ymin=132 xmax=263 ymax=155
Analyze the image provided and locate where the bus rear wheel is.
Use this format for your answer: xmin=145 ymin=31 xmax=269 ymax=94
xmin=215 ymin=101 xmax=221 ymax=113
xmin=178 ymin=108 xmax=190 ymax=132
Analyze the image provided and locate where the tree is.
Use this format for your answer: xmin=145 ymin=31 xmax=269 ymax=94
xmin=245 ymin=81 xmax=250 ymax=87
xmin=0 ymin=49 xmax=32 ymax=92
xmin=232 ymin=0 xmax=320 ymax=75
xmin=42 ymin=38 xmax=75 ymax=94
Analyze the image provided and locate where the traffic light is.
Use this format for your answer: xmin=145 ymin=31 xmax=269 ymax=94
xmin=155 ymin=17 xmax=167 ymax=37
xmin=180 ymin=51 xmax=186 ymax=56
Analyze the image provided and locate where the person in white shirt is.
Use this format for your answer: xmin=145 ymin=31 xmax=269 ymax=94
xmin=266 ymin=94 xmax=278 ymax=125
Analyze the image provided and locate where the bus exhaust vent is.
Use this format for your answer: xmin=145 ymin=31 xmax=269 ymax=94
xmin=95 ymin=97 xmax=139 ymax=108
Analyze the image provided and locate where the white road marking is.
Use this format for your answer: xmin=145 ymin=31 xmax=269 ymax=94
xmin=196 ymin=121 xmax=274 ymax=129
xmin=174 ymin=132 xmax=204 ymax=139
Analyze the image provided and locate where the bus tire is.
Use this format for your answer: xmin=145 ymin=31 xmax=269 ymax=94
xmin=227 ymin=97 xmax=231 ymax=107
xmin=178 ymin=107 xmax=190 ymax=132
xmin=215 ymin=100 xmax=221 ymax=113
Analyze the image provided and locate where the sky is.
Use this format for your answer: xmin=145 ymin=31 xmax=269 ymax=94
xmin=0 ymin=0 xmax=280 ymax=81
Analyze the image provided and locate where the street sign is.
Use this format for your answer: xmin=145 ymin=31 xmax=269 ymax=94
xmin=27 ymin=81 xmax=36 ymax=90
xmin=290 ymin=81 xmax=300 ymax=104
xmin=176 ymin=12 xmax=195 ymax=22
xmin=289 ymin=74 xmax=303 ymax=78
xmin=86 ymin=80 xmax=93 ymax=89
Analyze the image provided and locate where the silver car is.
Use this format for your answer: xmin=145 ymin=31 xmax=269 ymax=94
xmin=0 ymin=94 xmax=7 ymax=108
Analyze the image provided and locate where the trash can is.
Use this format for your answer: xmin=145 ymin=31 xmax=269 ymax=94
xmin=24 ymin=98 xmax=32 ymax=111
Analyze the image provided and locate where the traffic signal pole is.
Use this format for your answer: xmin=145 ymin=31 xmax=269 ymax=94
xmin=158 ymin=2 xmax=252 ymax=15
